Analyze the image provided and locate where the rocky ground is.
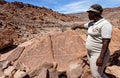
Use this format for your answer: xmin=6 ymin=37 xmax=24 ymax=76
xmin=0 ymin=30 xmax=120 ymax=78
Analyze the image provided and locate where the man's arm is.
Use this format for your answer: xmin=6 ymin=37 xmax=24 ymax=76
xmin=96 ymin=39 xmax=111 ymax=66
xmin=71 ymin=24 xmax=87 ymax=30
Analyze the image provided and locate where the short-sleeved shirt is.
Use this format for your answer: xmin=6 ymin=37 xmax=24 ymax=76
xmin=84 ymin=18 xmax=112 ymax=52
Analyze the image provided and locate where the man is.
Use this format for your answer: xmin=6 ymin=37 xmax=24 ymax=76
xmin=72 ymin=4 xmax=112 ymax=78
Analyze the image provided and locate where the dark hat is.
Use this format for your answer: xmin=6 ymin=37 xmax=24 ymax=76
xmin=87 ymin=4 xmax=103 ymax=14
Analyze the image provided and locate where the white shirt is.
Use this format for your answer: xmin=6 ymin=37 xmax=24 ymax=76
xmin=84 ymin=18 xmax=112 ymax=52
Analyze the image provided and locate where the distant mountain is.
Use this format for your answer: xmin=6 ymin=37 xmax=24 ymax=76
xmin=69 ymin=7 xmax=120 ymax=27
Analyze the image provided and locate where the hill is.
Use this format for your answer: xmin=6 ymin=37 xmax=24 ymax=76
xmin=69 ymin=7 xmax=120 ymax=27
xmin=0 ymin=0 xmax=81 ymax=45
xmin=0 ymin=0 xmax=120 ymax=45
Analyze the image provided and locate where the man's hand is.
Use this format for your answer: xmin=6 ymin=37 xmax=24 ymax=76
xmin=96 ymin=57 xmax=104 ymax=66
xmin=96 ymin=39 xmax=111 ymax=67
xmin=71 ymin=26 xmax=77 ymax=30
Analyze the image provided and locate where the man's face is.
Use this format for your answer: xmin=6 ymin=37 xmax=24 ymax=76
xmin=87 ymin=12 xmax=95 ymax=20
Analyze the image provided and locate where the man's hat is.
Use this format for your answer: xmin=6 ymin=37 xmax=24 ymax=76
xmin=87 ymin=4 xmax=103 ymax=14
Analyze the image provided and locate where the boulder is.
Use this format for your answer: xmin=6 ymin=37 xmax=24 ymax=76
xmin=28 ymin=62 xmax=59 ymax=78
xmin=51 ymin=30 xmax=86 ymax=71
xmin=109 ymin=28 xmax=120 ymax=55
xmin=3 ymin=66 xmax=15 ymax=76
xmin=106 ymin=66 xmax=120 ymax=78
xmin=15 ymin=35 xmax=54 ymax=70
xmin=0 ymin=29 xmax=14 ymax=51
xmin=0 ymin=30 xmax=89 ymax=77
xmin=48 ymin=68 xmax=58 ymax=78
xmin=0 ymin=60 xmax=10 ymax=77
xmin=66 ymin=62 xmax=83 ymax=78
xmin=6 ymin=47 xmax=25 ymax=62
xmin=11 ymin=30 xmax=87 ymax=72
xmin=13 ymin=69 xmax=27 ymax=78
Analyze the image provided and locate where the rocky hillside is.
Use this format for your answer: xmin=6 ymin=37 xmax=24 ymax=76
xmin=0 ymin=0 xmax=81 ymax=45
xmin=0 ymin=0 xmax=120 ymax=46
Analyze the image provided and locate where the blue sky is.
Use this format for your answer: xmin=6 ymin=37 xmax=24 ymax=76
xmin=5 ymin=0 xmax=120 ymax=14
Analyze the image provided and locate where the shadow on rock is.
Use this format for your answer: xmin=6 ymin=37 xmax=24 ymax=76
xmin=109 ymin=50 xmax=120 ymax=66
xmin=105 ymin=72 xmax=116 ymax=78
xmin=0 ymin=45 xmax=17 ymax=54
xmin=58 ymin=71 xmax=67 ymax=78
xmin=105 ymin=50 xmax=120 ymax=78
xmin=23 ymin=74 xmax=30 ymax=78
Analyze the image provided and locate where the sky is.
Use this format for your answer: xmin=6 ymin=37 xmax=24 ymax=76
xmin=5 ymin=0 xmax=120 ymax=14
